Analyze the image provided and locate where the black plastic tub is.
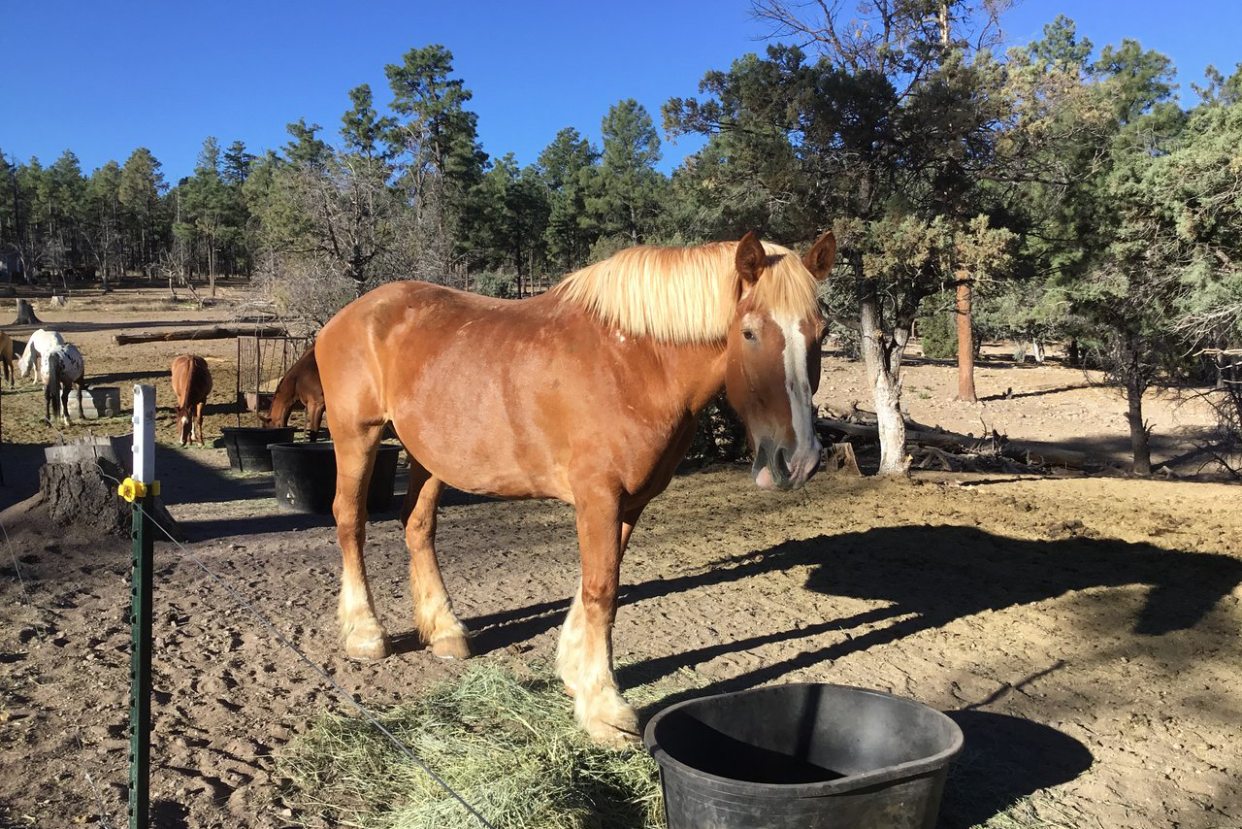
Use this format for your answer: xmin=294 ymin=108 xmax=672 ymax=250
xmin=268 ymin=442 xmax=402 ymax=514
xmin=644 ymin=683 xmax=963 ymax=829
xmin=221 ymin=426 xmax=296 ymax=472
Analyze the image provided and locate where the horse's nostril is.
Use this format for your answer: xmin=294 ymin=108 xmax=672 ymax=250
xmin=774 ymin=448 xmax=792 ymax=480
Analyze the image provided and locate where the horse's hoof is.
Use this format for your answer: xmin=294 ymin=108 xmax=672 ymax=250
xmin=431 ymin=634 xmax=471 ymax=660
xmin=582 ymin=693 xmax=640 ymax=748
xmin=585 ymin=714 xmax=642 ymax=749
xmin=344 ymin=635 xmax=392 ymax=661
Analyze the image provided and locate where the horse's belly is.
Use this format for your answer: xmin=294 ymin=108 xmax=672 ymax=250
xmin=391 ymin=391 xmax=574 ymax=502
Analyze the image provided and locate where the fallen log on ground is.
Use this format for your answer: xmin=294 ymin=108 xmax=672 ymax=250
xmin=815 ymin=417 xmax=1096 ymax=470
xmin=113 ymin=325 xmax=288 ymax=345
xmin=819 ymin=401 xmax=938 ymax=433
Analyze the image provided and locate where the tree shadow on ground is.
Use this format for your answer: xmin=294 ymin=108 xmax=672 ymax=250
xmin=472 ymin=526 xmax=1239 ymax=825
xmin=87 ymin=368 xmax=167 ymax=385
xmin=634 ymin=527 xmax=1238 ymax=689
xmin=980 ymin=383 xmax=1089 ymax=402
xmin=477 ymin=525 xmax=1241 ymax=665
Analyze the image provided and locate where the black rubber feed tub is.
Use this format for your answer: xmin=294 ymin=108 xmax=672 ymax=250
xmin=644 ymin=683 xmax=963 ymax=829
xmin=269 ymin=442 xmax=401 ymax=514
xmin=221 ymin=426 xmax=296 ymax=472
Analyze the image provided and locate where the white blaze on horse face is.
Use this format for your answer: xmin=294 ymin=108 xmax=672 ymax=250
xmin=776 ymin=313 xmax=821 ymax=479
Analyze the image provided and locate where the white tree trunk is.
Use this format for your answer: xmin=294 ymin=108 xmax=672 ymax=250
xmin=859 ymin=283 xmax=910 ymax=475
xmin=872 ymin=369 xmax=908 ymax=474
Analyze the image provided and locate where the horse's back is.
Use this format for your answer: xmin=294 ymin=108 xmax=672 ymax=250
xmin=171 ymin=354 xmax=211 ymax=405
xmin=31 ymin=329 xmax=64 ymax=353
xmin=41 ymin=341 xmax=83 ymax=383
xmin=317 ymin=278 xmax=660 ymax=499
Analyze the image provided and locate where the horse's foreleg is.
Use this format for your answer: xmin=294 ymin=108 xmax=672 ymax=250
xmin=76 ymin=383 xmax=85 ymax=420
xmin=558 ymin=490 xmax=637 ymax=746
xmin=307 ymin=402 xmax=324 ymax=442
xmin=333 ymin=426 xmax=389 ymax=660
xmin=401 ymin=468 xmax=469 ymax=659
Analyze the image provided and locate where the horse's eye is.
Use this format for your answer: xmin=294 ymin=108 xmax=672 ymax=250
xmin=743 ymin=330 xmax=757 ymax=342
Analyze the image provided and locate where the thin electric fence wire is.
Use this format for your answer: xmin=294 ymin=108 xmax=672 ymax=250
xmin=74 ymin=731 xmax=117 ymax=829
xmin=131 ymin=498 xmax=498 ymax=829
xmin=1 ymin=512 xmax=47 ymax=646
xmin=5 ymin=511 xmax=111 ymax=824
xmin=0 ymin=513 xmax=31 ymax=603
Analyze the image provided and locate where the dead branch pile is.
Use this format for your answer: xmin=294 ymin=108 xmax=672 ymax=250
xmin=816 ymin=402 xmax=1100 ymax=474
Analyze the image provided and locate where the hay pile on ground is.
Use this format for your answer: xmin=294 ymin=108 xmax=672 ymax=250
xmin=278 ymin=665 xmax=665 ymax=829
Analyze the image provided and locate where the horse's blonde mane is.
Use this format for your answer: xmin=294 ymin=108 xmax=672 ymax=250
xmin=552 ymin=240 xmax=819 ymax=343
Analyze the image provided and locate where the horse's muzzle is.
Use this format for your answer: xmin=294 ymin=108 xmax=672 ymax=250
xmin=752 ymin=438 xmax=821 ymax=492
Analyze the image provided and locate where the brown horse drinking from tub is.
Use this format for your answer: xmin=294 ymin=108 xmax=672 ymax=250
xmin=315 ymin=231 xmax=835 ymax=745
xmin=258 ymin=347 xmax=326 ymax=440
xmin=171 ymin=354 xmax=213 ymax=446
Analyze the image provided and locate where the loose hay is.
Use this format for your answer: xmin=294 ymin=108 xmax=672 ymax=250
xmin=278 ymin=665 xmax=666 ymax=829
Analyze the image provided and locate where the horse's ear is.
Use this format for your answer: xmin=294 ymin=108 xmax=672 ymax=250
xmin=736 ymin=231 xmax=766 ymax=287
xmin=803 ymin=231 xmax=836 ymax=282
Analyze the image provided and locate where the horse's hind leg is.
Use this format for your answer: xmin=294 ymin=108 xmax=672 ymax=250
xmin=195 ymin=399 xmax=206 ymax=445
xmin=333 ymin=423 xmax=389 ymax=659
xmin=401 ymin=466 xmax=470 ymax=659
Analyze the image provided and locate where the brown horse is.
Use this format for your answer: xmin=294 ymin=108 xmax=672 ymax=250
xmin=315 ymin=231 xmax=835 ymax=745
xmin=0 ymin=332 xmax=13 ymax=386
xmin=258 ymin=347 xmax=326 ymax=440
xmin=171 ymin=354 xmax=213 ymax=446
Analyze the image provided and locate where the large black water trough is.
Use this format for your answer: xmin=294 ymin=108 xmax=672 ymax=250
xmin=268 ymin=442 xmax=402 ymax=514
xmin=644 ymin=683 xmax=963 ymax=829
xmin=221 ymin=426 xmax=297 ymax=472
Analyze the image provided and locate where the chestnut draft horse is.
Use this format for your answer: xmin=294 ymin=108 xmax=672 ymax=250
xmin=171 ymin=354 xmax=213 ymax=446
xmin=315 ymin=231 xmax=835 ymax=745
xmin=258 ymin=346 xmax=326 ymax=440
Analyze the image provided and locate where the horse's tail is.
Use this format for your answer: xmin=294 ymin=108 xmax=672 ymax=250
xmin=48 ymin=352 xmax=62 ymax=419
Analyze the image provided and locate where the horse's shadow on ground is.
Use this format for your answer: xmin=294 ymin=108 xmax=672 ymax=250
xmin=469 ymin=525 xmax=1241 ymax=826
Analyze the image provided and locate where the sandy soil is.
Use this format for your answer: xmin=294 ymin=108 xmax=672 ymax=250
xmin=0 ymin=289 xmax=1239 ymax=828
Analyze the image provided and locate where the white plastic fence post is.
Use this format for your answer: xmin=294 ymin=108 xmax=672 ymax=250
xmin=132 ymin=385 xmax=155 ymax=483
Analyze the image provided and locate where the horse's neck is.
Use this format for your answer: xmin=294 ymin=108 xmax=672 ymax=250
xmin=270 ymin=379 xmax=295 ymax=424
xmin=638 ymin=338 xmax=730 ymax=417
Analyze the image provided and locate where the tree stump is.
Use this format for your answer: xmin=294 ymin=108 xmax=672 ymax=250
xmin=39 ymin=458 xmax=182 ymax=540
xmin=39 ymin=459 xmax=130 ymax=537
xmin=824 ymin=443 xmax=862 ymax=476
xmin=14 ymin=299 xmax=41 ymax=326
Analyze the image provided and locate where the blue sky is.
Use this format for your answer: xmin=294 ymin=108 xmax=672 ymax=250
xmin=2 ymin=1 xmax=1239 ymax=183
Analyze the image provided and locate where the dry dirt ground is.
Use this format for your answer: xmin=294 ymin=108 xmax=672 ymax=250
xmin=0 ymin=289 xmax=1239 ymax=829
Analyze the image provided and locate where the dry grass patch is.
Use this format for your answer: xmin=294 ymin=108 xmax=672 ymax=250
xmin=278 ymin=664 xmax=665 ymax=829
